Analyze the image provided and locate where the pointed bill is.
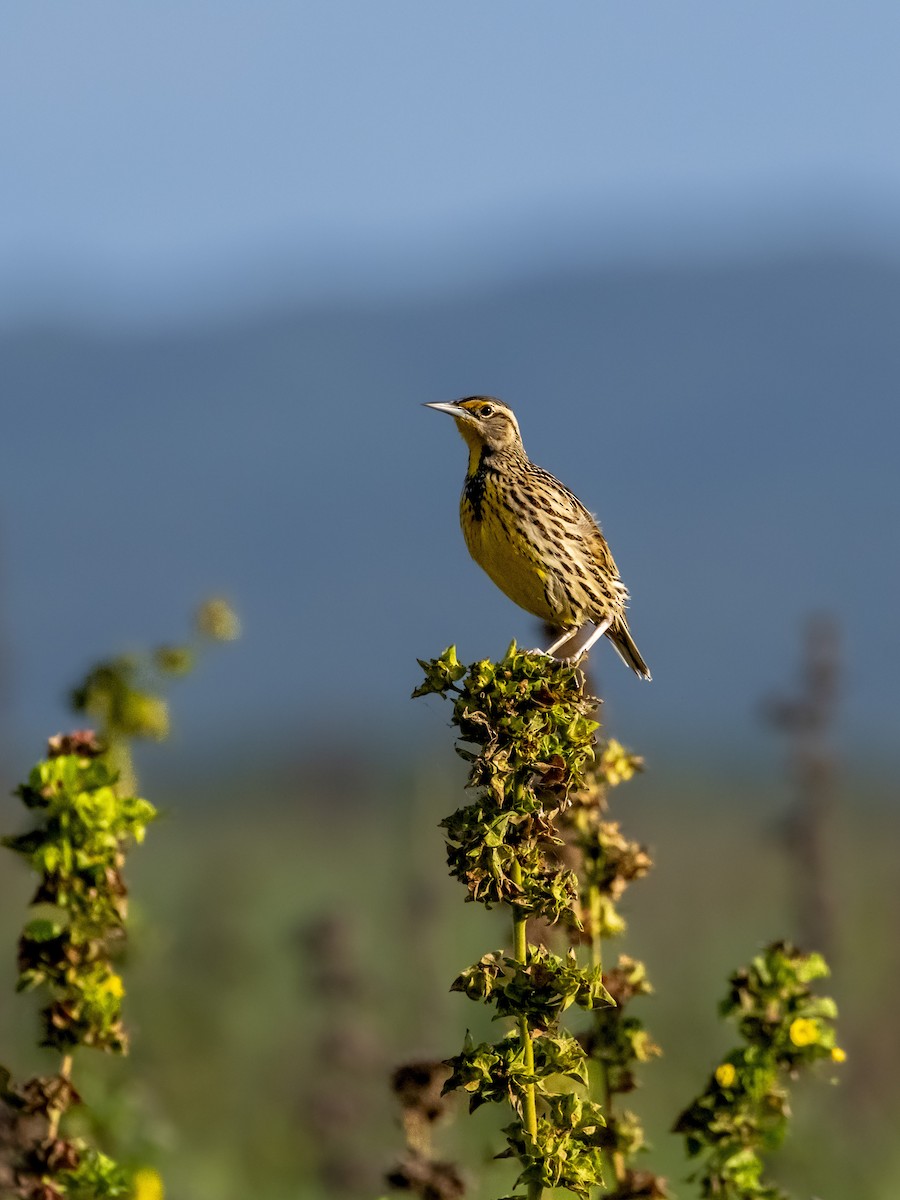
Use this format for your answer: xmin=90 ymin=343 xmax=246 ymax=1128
xmin=422 ymin=401 xmax=463 ymax=416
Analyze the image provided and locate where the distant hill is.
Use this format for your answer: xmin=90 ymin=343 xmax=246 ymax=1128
xmin=2 ymin=247 xmax=898 ymax=765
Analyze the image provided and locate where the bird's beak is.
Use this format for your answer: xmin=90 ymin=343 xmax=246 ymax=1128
xmin=422 ymin=401 xmax=463 ymax=417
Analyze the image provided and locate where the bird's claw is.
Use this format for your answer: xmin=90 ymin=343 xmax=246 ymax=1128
xmin=562 ymin=649 xmax=589 ymax=666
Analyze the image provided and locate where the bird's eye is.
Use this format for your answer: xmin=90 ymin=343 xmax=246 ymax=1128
xmin=480 ymin=404 xmax=494 ymax=417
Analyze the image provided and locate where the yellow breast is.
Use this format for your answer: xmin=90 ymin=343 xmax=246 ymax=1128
xmin=460 ymin=475 xmax=565 ymax=624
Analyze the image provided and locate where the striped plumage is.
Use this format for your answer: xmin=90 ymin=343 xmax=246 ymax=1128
xmin=425 ymin=395 xmax=650 ymax=680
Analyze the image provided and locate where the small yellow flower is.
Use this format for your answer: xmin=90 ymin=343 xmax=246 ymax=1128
xmin=605 ymin=740 xmax=644 ymax=785
xmin=831 ymin=1046 xmax=847 ymax=1063
xmin=715 ymin=1062 xmax=737 ymax=1088
xmin=600 ymin=740 xmax=637 ymax=786
xmin=789 ymin=1017 xmax=819 ymax=1047
xmin=132 ymin=1167 xmax=164 ymax=1200
xmin=102 ymin=972 xmax=126 ymax=999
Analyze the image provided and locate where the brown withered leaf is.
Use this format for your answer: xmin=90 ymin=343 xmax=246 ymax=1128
xmin=46 ymin=731 xmax=103 ymax=759
xmin=18 ymin=1075 xmax=81 ymax=1119
xmin=391 ymin=1061 xmax=453 ymax=1123
xmin=606 ymin=1168 xmax=671 ymax=1199
xmin=386 ymin=1152 xmax=465 ymax=1200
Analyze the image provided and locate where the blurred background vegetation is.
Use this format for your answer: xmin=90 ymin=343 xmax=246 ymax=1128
xmin=2 ymin=3 xmax=898 ymax=1197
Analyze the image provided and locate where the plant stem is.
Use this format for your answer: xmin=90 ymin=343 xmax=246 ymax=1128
xmin=600 ymin=1066 xmax=626 ymax=1188
xmin=588 ymin=881 xmax=602 ymax=973
xmin=510 ymin=858 xmax=541 ymax=1200
xmin=107 ymin=733 xmax=137 ymax=798
xmin=47 ymin=1053 xmax=73 ymax=1141
xmin=590 ymin=888 xmax=627 ymax=1190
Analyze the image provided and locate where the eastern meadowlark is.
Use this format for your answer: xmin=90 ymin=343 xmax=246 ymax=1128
xmin=425 ymin=396 xmax=651 ymax=679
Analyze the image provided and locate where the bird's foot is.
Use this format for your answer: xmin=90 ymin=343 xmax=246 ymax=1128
xmin=562 ymin=649 xmax=590 ymax=666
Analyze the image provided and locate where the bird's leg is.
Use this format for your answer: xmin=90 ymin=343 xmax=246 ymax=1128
xmin=566 ymin=618 xmax=611 ymax=662
xmin=542 ymin=626 xmax=581 ymax=657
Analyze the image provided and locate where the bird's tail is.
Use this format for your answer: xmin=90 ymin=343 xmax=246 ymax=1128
xmin=608 ymin=624 xmax=652 ymax=681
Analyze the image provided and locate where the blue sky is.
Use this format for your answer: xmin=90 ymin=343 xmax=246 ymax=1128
xmin=3 ymin=4 xmax=900 ymax=764
xmin=3 ymin=2 xmax=900 ymax=313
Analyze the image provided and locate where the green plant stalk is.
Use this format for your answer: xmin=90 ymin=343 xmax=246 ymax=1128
xmin=598 ymin=1059 xmax=626 ymax=1190
xmin=46 ymin=1052 xmax=73 ymax=1142
xmin=586 ymin=882 xmax=625 ymax=1187
xmin=587 ymin=881 xmax=602 ymax=972
xmin=510 ymin=857 xmax=541 ymax=1200
xmin=587 ymin=881 xmax=615 ymax=1189
xmin=106 ymin=733 xmax=137 ymax=798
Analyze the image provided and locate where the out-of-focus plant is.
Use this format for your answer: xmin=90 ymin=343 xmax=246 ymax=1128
xmin=556 ymin=742 xmax=667 ymax=1199
xmin=385 ymin=1059 xmax=464 ymax=1200
xmin=673 ymin=941 xmax=843 ymax=1199
xmin=1 ymin=599 xmax=238 ymax=1198
xmin=411 ymin=642 xmax=843 ymax=1200
xmin=296 ymin=913 xmax=382 ymax=1196
xmin=763 ymin=615 xmax=840 ymax=963
xmin=0 ymin=730 xmax=155 ymax=1198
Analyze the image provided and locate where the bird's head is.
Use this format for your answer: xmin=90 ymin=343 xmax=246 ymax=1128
xmin=424 ymin=396 xmax=524 ymax=462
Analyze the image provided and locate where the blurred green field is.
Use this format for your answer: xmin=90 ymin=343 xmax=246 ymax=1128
xmin=1 ymin=750 xmax=898 ymax=1200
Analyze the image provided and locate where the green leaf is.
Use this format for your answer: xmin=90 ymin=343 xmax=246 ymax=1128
xmin=59 ymin=1146 xmax=132 ymax=1198
xmin=22 ymin=917 xmax=66 ymax=943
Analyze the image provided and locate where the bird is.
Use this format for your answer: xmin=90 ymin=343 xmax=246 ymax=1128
xmin=424 ymin=396 xmax=651 ymax=679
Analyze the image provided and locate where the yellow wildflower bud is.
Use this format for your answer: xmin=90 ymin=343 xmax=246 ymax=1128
xmin=599 ymin=739 xmax=642 ymax=786
xmin=121 ymin=692 xmax=170 ymax=741
xmin=715 ymin=1062 xmax=736 ymax=1088
xmin=789 ymin=1017 xmax=819 ymax=1047
xmin=196 ymin=597 xmax=241 ymax=642
xmin=154 ymin=645 xmax=194 ymax=676
xmin=103 ymin=972 xmax=126 ymax=999
xmin=831 ymin=1046 xmax=847 ymax=1063
xmin=132 ymin=1166 xmax=165 ymax=1200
